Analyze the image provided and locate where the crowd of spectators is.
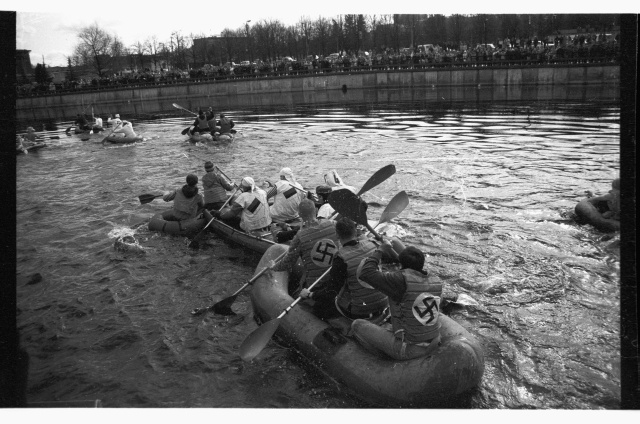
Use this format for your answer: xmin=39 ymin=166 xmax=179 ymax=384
xmin=17 ymin=33 xmax=619 ymax=97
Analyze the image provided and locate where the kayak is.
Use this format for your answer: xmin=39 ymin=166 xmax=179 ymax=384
xmin=248 ymin=243 xmax=486 ymax=407
xmin=207 ymin=216 xmax=276 ymax=254
xmin=148 ymin=210 xmax=207 ymax=236
xmin=103 ymin=134 xmax=144 ymax=144
xmin=574 ymin=198 xmax=620 ymax=232
xmin=16 ymin=142 xmax=47 ymax=154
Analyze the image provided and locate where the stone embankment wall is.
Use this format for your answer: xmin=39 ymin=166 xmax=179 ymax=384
xmin=16 ymin=65 xmax=619 ymax=122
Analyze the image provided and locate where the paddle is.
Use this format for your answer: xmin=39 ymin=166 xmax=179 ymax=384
xmin=172 ymin=103 xmax=198 ymax=116
xmin=100 ymin=122 xmax=122 ymax=144
xmin=239 ymin=267 xmax=332 ymax=362
xmin=328 ymin=189 xmax=409 ymax=241
xmin=327 ymin=165 xmax=396 ymax=220
xmin=188 ymin=187 xmax=240 ymax=249
xmin=138 ymin=193 xmax=164 ymax=204
xmin=181 ymin=126 xmax=193 ymax=136
xmin=191 ymin=250 xmax=289 ymax=316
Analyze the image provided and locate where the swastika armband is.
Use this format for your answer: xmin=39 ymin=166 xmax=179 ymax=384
xmin=412 ymin=293 xmax=440 ymax=325
xmin=311 ymin=239 xmax=337 ymax=268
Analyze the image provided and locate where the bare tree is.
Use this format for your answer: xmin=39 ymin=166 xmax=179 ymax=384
xmin=146 ymin=36 xmax=162 ymax=71
xmin=132 ymin=41 xmax=147 ymax=70
xmin=74 ymin=23 xmax=113 ymax=77
xmin=314 ymin=16 xmax=331 ymax=56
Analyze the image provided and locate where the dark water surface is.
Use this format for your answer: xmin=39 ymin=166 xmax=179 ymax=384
xmin=16 ymin=100 xmax=620 ymax=408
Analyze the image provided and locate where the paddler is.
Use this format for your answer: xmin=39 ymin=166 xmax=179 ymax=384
xmin=107 ymin=113 xmax=122 ymax=128
xmin=111 ymin=120 xmax=137 ymax=138
xmin=202 ymin=161 xmax=237 ymax=211
xmin=351 ymin=242 xmax=443 ymax=360
xmin=217 ymin=113 xmax=235 ymax=134
xmin=211 ymin=176 xmax=272 ymax=235
xmin=299 ymin=217 xmax=391 ymax=321
xmin=23 ymin=127 xmax=39 ymax=143
xmin=269 ymin=199 xmax=340 ymax=295
xmin=267 ymin=167 xmax=306 ymax=228
xmin=587 ymin=177 xmax=621 ymax=221
xmin=162 ymin=174 xmax=205 ymax=221
xmin=190 ymin=109 xmax=210 ymax=135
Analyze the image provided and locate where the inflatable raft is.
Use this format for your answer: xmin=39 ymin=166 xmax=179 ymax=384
xmin=214 ymin=133 xmax=235 ymax=142
xmin=148 ymin=210 xmax=207 ymax=236
xmin=189 ymin=132 xmax=214 ymax=143
xmin=207 ymin=216 xmax=276 ymax=254
xmin=103 ymin=134 xmax=144 ymax=144
xmin=66 ymin=125 xmax=103 ymax=135
xmin=16 ymin=142 xmax=47 ymax=154
xmin=575 ymin=198 xmax=620 ymax=232
xmin=247 ymin=244 xmax=485 ymax=407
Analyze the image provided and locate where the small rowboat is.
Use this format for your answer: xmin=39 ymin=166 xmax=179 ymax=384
xmin=575 ymin=198 xmax=620 ymax=232
xmin=103 ymin=134 xmax=144 ymax=144
xmin=248 ymin=244 xmax=486 ymax=407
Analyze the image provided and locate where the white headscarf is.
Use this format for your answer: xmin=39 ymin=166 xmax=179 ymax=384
xmin=279 ymin=167 xmax=297 ymax=185
xmin=241 ymin=176 xmax=256 ymax=192
xmin=324 ymin=170 xmax=356 ymax=193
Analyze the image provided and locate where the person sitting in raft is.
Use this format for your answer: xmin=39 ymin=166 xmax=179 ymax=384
xmin=16 ymin=135 xmax=28 ymax=152
xmin=23 ymin=127 xmax=40 ymax=143
xmin=162 ymin=174 xmax=205 ymax=221
xmin=94 ymin=115 xmax=103 ymax=128
xmin=299 ymin=217 xmax=393 ymax=321
xmin=587 ymin=178 xmax=621 ymax=221
xmin=205 ymin=107 xmax=219 ymax=133
xmin=217 ymin=113 xmax=235 ymax=134
xmin=74 ymin=114 xmax=91 ymax=131
xmin=190 ymin=109 xmax=211 ymax=135
xmin=351 ymin=242 xmax=443 ymax=360
xmin=202 ymin=161 xmax=237 ymax=211
xmin=270 ymin=199 xmax=340 ymax=295
xmin=111 ymin=120 xmax=137 ymax=138
xmin=317 ymin=170 xmax=357 ymax=219
xmin=211 ymin=176 xmax=272 ymax=235
xmin=107 ymin=114 xmax=122 ymax=128
xmin=267 ymin=167 xmax=307 ymax=229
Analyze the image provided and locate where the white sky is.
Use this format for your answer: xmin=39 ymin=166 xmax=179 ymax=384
xmin=5 ymin=1 xmax=638 ymax=67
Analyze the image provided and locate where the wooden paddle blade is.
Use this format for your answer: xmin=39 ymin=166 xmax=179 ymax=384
xmin=239 ymin=318 xmax=281 ymax=362
xmin=378 ymin=191 xmax=409 ymax=225
xmin=328 ymin=189 xmax=369 ymax=226
xmin=138 ymin=194 xmax=162 ymax=204
xmin=181 ymin=127 xmax=191 ymax=135
xmin=357 ymin=164 xmax=396 ymax=196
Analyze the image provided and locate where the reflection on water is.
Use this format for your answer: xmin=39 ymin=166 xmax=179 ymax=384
xmin=16 ymin=99 xmax=620 ymax=408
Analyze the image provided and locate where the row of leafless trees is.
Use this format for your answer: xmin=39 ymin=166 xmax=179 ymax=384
xmin=69 ymin=14 xmax=620 ymax=78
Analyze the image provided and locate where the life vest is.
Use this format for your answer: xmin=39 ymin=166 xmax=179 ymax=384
xmin=297 ymin=220 xmax=339 ymax=286
xmin=389 ymin=269 xmax=442 ymax=344
xmin=336 ymin=240 xmax=389 ymax=316
xmin=219 ymin=117 xmax=233 ymax=134
xmin=234 ymin=189 xmax=271 ymax=231
xmin=172 ymin=189 xmax=202 ymax=220
xmin=196 ymin=116 xmax=209 ymax=131
xmin=269 ymin=180 xmax=305 ymax=223
xmin=202 ymin=172 xmax=229 ymax=204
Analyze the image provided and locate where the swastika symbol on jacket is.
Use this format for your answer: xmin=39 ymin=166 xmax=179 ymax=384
xmin=412 ymin=294 xmax=440 ymax=324
xmin=311 ymin=239 xmax=337 ymax=268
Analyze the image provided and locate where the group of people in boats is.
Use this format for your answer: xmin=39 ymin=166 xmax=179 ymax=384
xmin=161 ymin=165 xmax=443 ymax=360
xmin=68 ymin=112 xmax=139 ymax=140
xmin=16 ymin=127 xmax=44 ymax=152
xmin=189 ymin=107 xmax=235 ymax=137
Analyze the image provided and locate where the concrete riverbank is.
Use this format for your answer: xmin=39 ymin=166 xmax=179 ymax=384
xmin=17 ymin=64 xmax=619 ymax=122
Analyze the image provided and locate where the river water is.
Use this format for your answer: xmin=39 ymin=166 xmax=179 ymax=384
xmin=15 ymin=95 xmax=621 ymax=409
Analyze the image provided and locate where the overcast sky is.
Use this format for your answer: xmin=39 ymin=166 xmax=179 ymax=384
xmin=6 ymin=1 xmax=635 ymax=67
